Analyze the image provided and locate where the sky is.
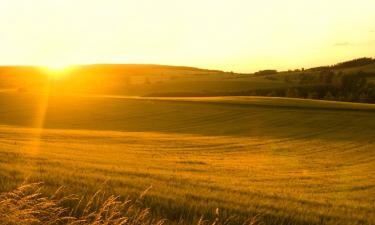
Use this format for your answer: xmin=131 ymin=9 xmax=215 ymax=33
xmin=0 ymin=0 xmax=374 ymax=72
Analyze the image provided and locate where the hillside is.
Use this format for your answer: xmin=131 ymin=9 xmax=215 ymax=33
xmin=0 ymin=58 xmax=374 ymax=103
xmin=0 ymin=92 xmax=374 ymax=224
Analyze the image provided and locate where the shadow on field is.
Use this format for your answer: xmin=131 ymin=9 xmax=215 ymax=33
xmin=0 ymin=93 xmax=375 ymax=142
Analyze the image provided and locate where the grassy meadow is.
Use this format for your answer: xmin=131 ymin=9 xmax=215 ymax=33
xmin=0 ymin=91 xmax=374 ymax=224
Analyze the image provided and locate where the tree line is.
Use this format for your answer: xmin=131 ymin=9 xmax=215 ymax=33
xmin=254 ymin=70 xmax=375 ymax=103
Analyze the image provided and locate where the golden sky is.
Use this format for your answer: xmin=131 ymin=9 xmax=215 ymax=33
xmin=0 ymin=0 xmax=374 ymax=72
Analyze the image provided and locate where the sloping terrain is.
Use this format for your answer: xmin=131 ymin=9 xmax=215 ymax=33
xmin=0 ymin=92 xmax=374 ymax=224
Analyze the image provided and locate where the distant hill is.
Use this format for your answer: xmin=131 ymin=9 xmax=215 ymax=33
xmin=307 ymin=57 xmax=375 ymax=72
xmin=0 ymin=64 xmax=226 ymax=93
xmin=332 ymin=57 xmax=375 ymax=69
xmin=70 ymin=64 xmax=224 ymax=75
xmin=0 ymin=58 xmax=374 ymax=103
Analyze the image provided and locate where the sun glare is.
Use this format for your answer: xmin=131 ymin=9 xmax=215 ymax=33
xmin=48 ymin=64 xmax=67 ymax=71
xmin=42 ymin=64 xmax=72 ymax=79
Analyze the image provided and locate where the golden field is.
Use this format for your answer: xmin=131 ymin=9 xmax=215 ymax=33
xmin=0 ymin=92 xmax=374 ymax=224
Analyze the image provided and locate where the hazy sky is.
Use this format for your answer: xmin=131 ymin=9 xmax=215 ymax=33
xmin=0 ymin=0 xmax=374 ymax=72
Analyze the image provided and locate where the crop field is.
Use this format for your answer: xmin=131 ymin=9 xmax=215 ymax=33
xmin=0 ymin=92 xmax=374 ymax=224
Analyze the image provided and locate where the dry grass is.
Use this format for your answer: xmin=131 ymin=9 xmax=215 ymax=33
xmin=0 ymin=183 xmax=259 ymax=225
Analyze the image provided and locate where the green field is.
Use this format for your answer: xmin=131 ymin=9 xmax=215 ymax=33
xmin=0 ymin=91 xmax=374 ymax=224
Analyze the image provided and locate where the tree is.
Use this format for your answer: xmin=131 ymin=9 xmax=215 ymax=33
xmin=299 ymin=73 xmax=314 ymax=85
xmin=366 ymin=83 xmax=375 ymax=102
xmin=267 ymin=91 xmax=277 ymax=97
xmin=284 ymin=76 xmax=291 ymax=83
xmin=359 ymin=92 xmax=368 ymax=102
xmin=340 ymin=71 xmax=367 ymax=93
xmin=254 ymin=70 xmax=277 ymax=75
xmin=286 ymin=88 xmax=299 ymax=98
xmin=323 ymin=91 xmax=334 ymax=100
xmin=332 ymin=71 xmax=343 ymax=87
xmin=318 ymin=71 xmax=334 ymax=84
xmin=347 ymin=93 xmax=357 ymax=102
xmin=307 ymin=91 xmax=319 ymax=99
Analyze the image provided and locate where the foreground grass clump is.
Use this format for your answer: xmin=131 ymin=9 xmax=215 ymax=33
xmin=0 ymin=183 xmax=258 ymax=225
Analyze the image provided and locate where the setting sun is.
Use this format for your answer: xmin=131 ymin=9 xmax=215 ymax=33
xmin=41 ymin=64 xmax=72 ymax=79
xmin=47 ymin=63 xmax=68 ymax=71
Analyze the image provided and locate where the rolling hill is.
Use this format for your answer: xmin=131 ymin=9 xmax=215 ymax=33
xmin=0 ymin=92 xmax=374 ymax=224
xmin=0 ymin=58 xmax=374 ymax=100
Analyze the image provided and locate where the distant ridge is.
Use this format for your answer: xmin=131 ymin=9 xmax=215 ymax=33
xmin=1 ymin=57 xmax=374 ymax=74
xmin=0 ymin=64 xmax=224 ymax=75
xmin=308 ymin=57 xmax=375 ymax=72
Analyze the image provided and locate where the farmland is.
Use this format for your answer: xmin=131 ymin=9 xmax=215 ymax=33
xmin=1 ymin=0 xmax=374 ymax=223
xmin=0 ymin=91 xmax=374 ymax=224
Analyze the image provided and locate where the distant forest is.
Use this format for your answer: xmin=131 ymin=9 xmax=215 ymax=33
xmin=150 ymin=58 xmax=375 ymax=103
xmin=255 ymin=70 xmax=375 ymax=103
xmin=253 ymin=58 xmax=375 ymax=103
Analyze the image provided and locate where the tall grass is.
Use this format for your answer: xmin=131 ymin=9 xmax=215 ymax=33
xmin=0 ymin=183 xmax=259 ymax=225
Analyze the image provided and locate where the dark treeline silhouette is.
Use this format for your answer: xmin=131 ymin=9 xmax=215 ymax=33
xmin=254 ymin=70 xmax=375 ymax=103
xmin=254 ymin=69 xmax=278 ymax=75
xmin=275 ymin=58 xmax=375 ymax=103
xmin=150 ymin=58 xmax=375 ymax=103
xmin=148 ymin=70 xmax=375 ymax=103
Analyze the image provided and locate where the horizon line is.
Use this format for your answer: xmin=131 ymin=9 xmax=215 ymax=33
xmin=0 ymin=56 xmax=373 ymax=74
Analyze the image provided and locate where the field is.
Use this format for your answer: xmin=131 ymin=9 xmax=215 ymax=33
xmin=0 ymin=91 xmax=374 ymax=224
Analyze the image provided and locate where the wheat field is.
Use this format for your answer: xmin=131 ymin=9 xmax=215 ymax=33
xmin=0 ymin=92 xmax=374 ymax=224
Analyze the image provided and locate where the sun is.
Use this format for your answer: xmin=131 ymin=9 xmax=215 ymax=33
xmin=48 ymin=63 xmax=67 ymax=71
xmin=41 ymin=63 xmax=72 ymax=79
